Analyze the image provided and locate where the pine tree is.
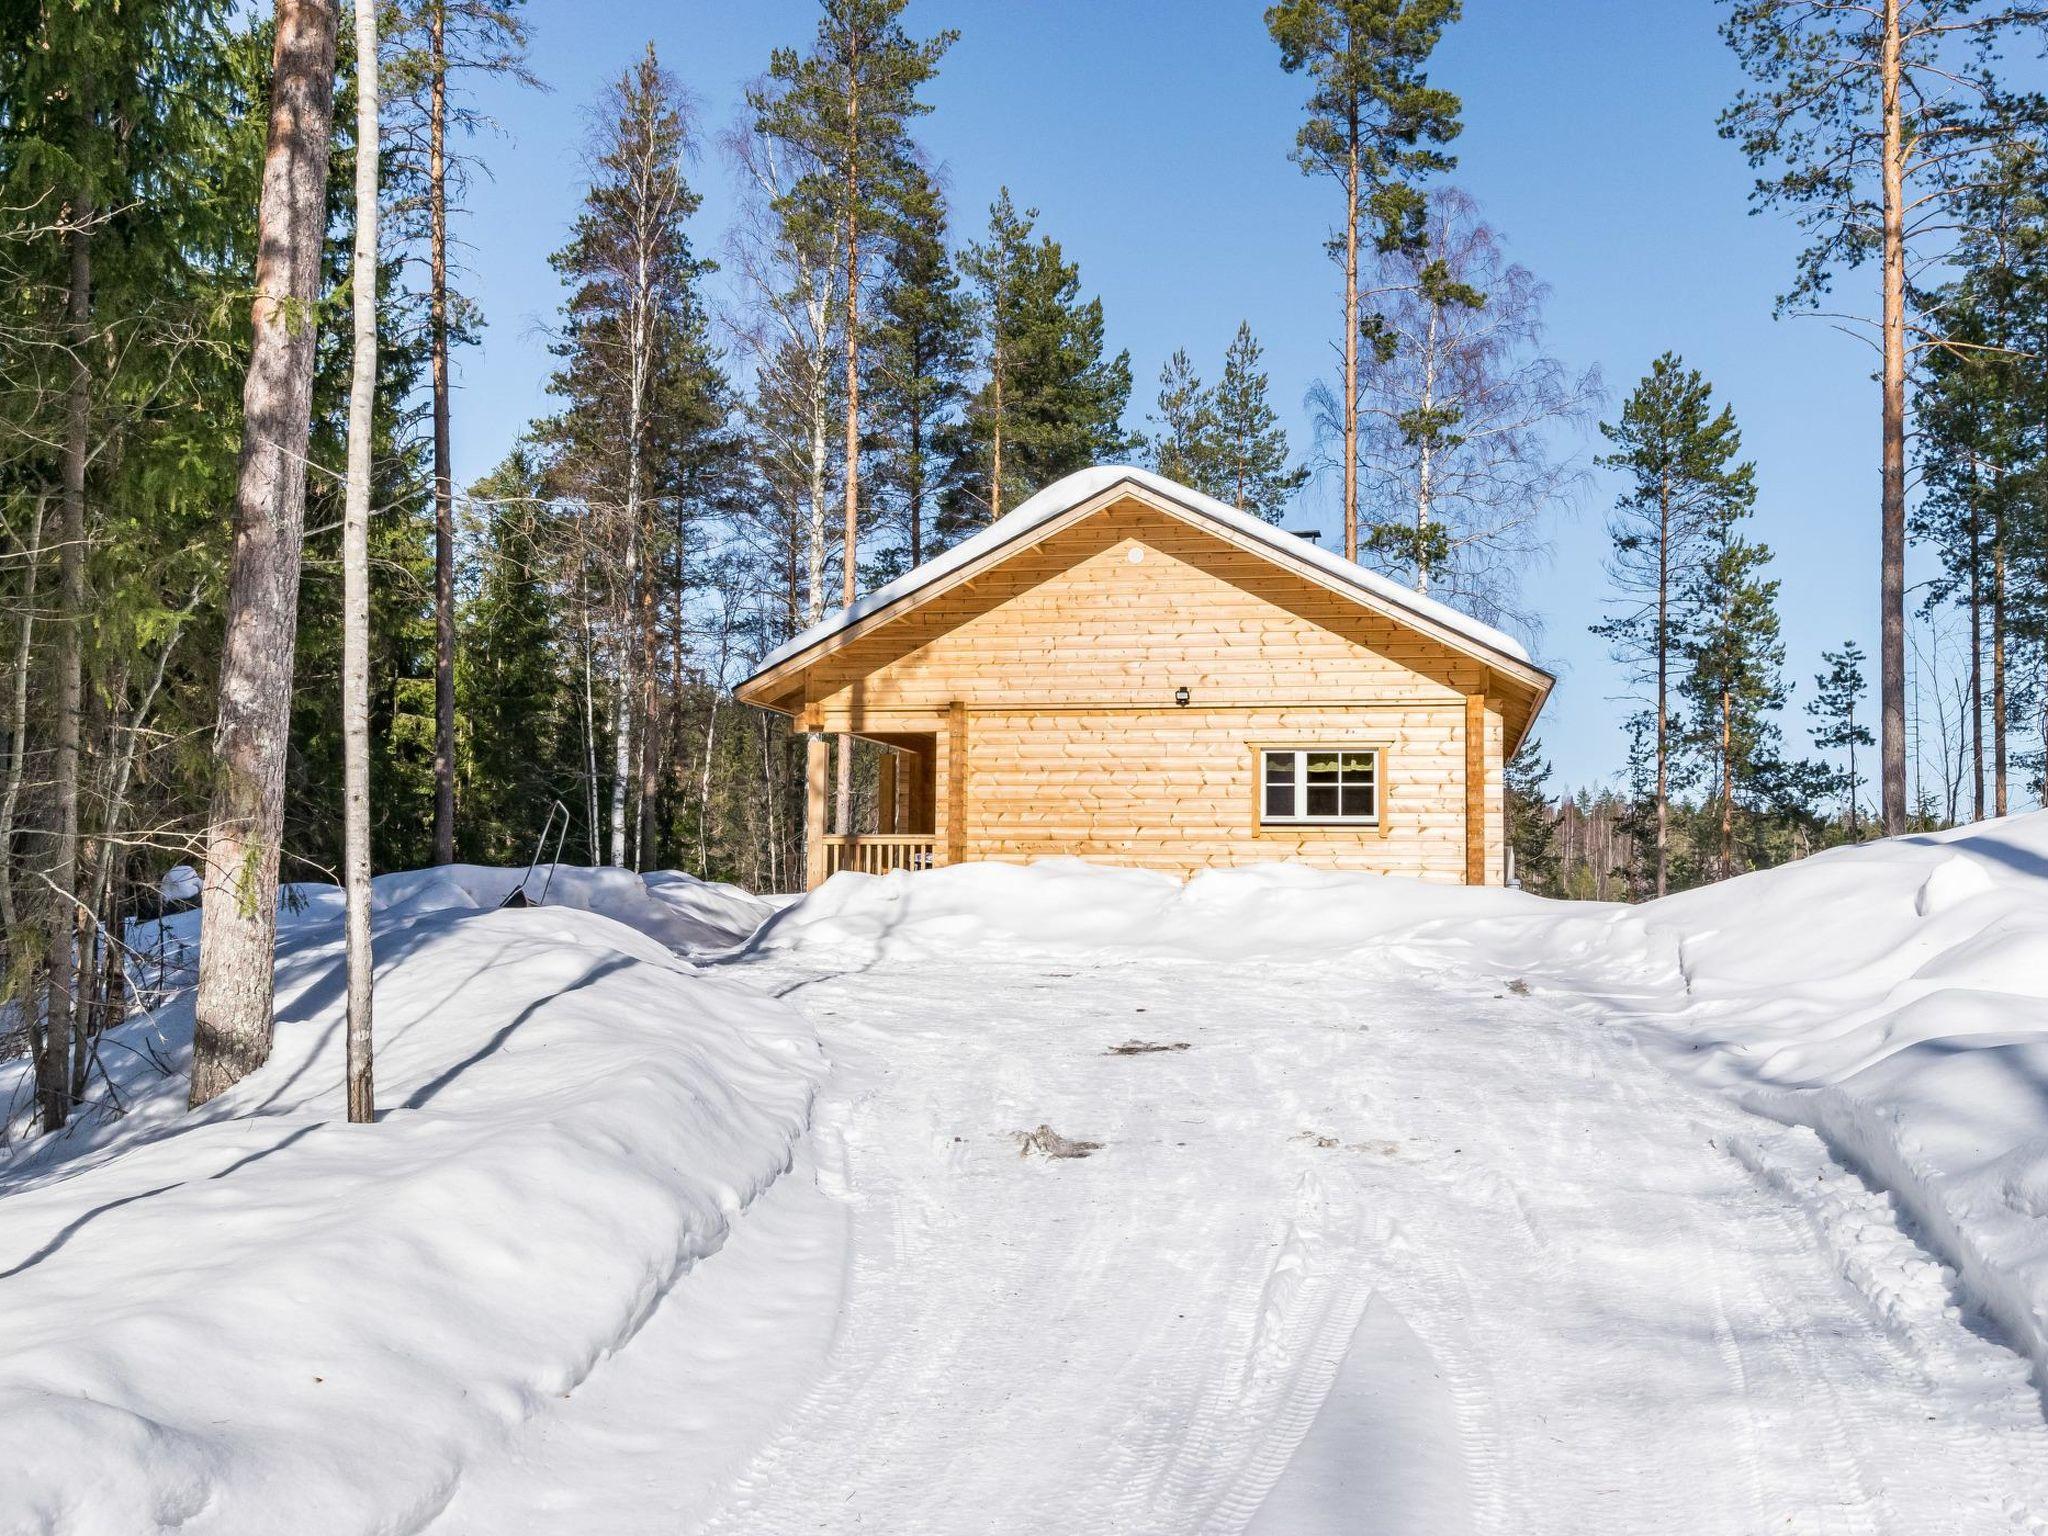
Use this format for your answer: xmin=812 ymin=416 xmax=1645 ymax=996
xmin=947 ymin=189 xmax=1133 ymax=534
xmin=865 ymin=161 xmax=970 ymax=578
xmin=283 ymin=18 xmax=436 ymax=881
xmin=192 ymin=0 xmax=341 ymax=1109
xmin=543 ymin=45 xmax=718 ymax=870
xmin=1212 ymin=322 xmax=1308 ymax=522
xmin=754 ymin=0 xmax=955 ymax=607
xmin=382 ymin=0 xmax=538 ymax=868
xmin=1266 ymin=0 xmax=1462 ymax=563
xmin=1592 ymin=354 xmax=1754 ymax=897
xmin=1682 ymin=479 xmax=1785 ymax=882
xmin=1721 ymin=0 xmax=2046 ymax=836
xmin=1148 ymin=350 xmax=1219 ymax=490
xmin=1808 ymin=642 xmax=1874 ymax=838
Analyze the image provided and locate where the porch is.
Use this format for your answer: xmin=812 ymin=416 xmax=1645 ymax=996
xmin=804 ymin=723 xmax=956 ymax=890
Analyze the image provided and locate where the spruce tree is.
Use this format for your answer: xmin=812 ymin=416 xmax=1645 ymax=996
xmin=0 ymin=0 xmax=239 ymax=1129
xmin=1592 ymin=354 xmax=1754 ymax=897
xmin=1212 ymin=322 xmax=1308 ymax=522
xmin=458 ymin=448 xmax=581 ymax=862
xmin=1266 ymin=0 xmax=1462 ymax=562
xmin=1505 ymin=737 xmax=1558 ymax=892
xmin=1807 ymin=642 xmax=1874 ymax=839
xmin=947 ymin=189 xmax=1133 ymax=534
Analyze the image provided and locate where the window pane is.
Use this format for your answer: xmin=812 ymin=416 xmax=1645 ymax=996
xmin=1306 ymin=753 xmax=1340 ymax=782
xmin=1265 ymin=783 xmax=1293 ymax=818
xmin=1341 ymin=785 xmax=1372 ymax=818
xmin=1307 ymin=785 xmax=1339 ymax=817
xmin=1340 ymin=752 xmax=1372 ymax=780
xmin=1264 ymin=752 xmax=1294 ymax=784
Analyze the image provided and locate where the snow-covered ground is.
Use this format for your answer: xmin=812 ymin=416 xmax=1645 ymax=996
xmin=5 ymin=831 xmax=2048 ymax=1533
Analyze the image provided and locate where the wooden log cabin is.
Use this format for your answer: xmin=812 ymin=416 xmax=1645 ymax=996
xmin=736 ymin=466 xmax=1553 ymax=890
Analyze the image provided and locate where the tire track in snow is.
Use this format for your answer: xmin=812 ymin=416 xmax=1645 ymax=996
xmin=679 ymin=949 xmax=2048 ymax=1534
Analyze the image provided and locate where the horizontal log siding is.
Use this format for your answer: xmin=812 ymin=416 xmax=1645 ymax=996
xmin=805 ymin=503 xmax=1496 ymax=714
xmin=795 ymin=508 xmax=1510 ymax=883
xmin=960 ymin=705 xmax=1470 ymax=880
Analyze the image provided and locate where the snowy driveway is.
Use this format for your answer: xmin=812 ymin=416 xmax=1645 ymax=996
xmin=661 ymin=944 xmax=2048 ymax=1535
xmin=438 ymin=935 xmax=2048 ymax=1534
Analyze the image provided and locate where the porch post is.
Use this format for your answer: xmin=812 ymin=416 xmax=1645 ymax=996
xmin=1463 ymin=693 xmax=1486 ymax=887
xmin=804 ymin=733 xmax=830 ymax=890
xmin=947 ymin=700 xmax=968 ymax=867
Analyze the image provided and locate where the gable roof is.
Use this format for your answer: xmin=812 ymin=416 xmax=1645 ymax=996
xmin=739 ymin=467 xmax=1554 ymax=743
xmin=752 ymin=465 xmax=1540 ymax=679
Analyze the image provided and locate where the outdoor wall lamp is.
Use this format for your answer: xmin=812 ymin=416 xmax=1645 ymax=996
xmin=1174 ymin=687 xmax=1191 ymax=707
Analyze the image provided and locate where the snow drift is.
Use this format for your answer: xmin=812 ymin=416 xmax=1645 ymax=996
xmin=0 ymin=868 xmax=816 ymax=1536
xmin=755 ymin=829 xmax=2048 ymax=1397
xmin=1619 ymin=814 xmax=2048 ymax=1396
xmin=749 ymin=855 xmax=1652 ymax=972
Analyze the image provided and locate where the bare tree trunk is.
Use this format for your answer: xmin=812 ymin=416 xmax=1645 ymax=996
xmin=842 ymin=94 xmax=862 ymax=607
xmin=1654 ymin=474 xmax=1670 ymax=898
xmin=1964 ymin=450 xmax=1985 ymax=822
xmin=696 ymin=692 xmax=718 ymax=878
xmin=1414 ymin=294 xmax=1439 ymax=593
xmin=1969 ymin=510 xmax=1984 ymax=823
xmin=637 ymin=552 xmax=658 ymax=871
xmin=0 ymin=495 xmax=45 ymax=940
xmin=192 ymin=0 xmax=339 ymax=1109
xmin=428 ymin=0 xmax=456 ymax=866
xmin=1877 ymin=0 xmax=1908 ymax=836
xmin=342 ymin=0 xmax=379 ymax=1124
xmin=580 ymin=598 xmax=599 ymax=864
xmin=43 ymin=215 xmax=93 ymax=1133
xmin=989 ymin=338 xmax=1004 ymax=522
xmin=1342 ymin=110 xmax=1360 ymax=564
xmin=1719 ymin=688 xmax=1734 ymax=881
xmin=609 ymin=623 xmax=632 ymax=866
xmin=1991 ymin=504 xmax=2008 ymax=817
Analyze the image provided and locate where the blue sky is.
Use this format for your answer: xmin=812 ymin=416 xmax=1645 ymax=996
xmin=447 ymin=0 xmax=1919 ymax=796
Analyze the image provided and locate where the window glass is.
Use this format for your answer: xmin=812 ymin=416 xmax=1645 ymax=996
xmin=1259 ymin=749 xmax=1379 ymax=825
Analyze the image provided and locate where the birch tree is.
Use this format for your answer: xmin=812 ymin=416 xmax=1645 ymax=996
xmin=1321 ymin=188 xmax=1598 ymax=629
xmin=342 ymin=0 xmax=379 ymax=1123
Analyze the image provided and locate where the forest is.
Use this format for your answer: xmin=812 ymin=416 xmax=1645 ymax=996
xmin=5 ymin=0 xmax=2048 ymax=1131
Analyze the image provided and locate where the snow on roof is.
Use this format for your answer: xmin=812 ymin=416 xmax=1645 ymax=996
xmin=745 ymin=464 xmax=1537 ymax=683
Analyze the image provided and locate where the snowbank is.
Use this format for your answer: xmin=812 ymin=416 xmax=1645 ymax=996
xmin=1621 ymin=815 xmax=2048 ymax=1394
xmin=755 ymin=837 xmax=2048 ymax=1399
xmin=748 ymin=856 xmax=1649 ymax=970
xmin=0 ymin=872 xmax=818 ymax=1535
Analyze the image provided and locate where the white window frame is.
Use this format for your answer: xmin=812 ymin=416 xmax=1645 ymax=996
xmin=1258 ymin=747 xmax=1381 ymax=827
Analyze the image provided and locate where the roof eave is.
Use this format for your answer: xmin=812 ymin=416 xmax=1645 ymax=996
xmin=733 ymin=473 xmax=1556 ymax=712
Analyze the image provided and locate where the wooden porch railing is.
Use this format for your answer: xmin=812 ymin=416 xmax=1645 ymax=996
xmin=820 ymin=833 xmax=937 ymax=878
